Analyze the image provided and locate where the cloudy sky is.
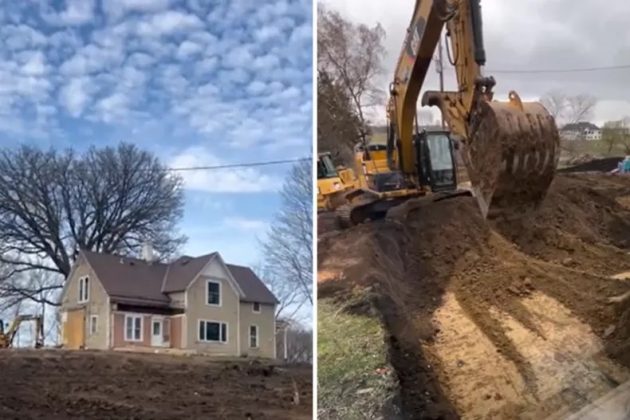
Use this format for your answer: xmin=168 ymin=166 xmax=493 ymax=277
xmin=0 ymin=0 xmax=312 ymax=266
xmin=323 ymin=0 xmax=630 ymax=126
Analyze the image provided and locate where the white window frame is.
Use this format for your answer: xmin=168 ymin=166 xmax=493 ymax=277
xmin=249 ymin=325 xmax=259 ymax=348
xmin=198 ymin=319 xmax=228 ymax=343
xmin=78 ymin=276 xmax=89 ymax=303
xmin=90 ymin=315 xmax=98 ymax=336
xmin=252 ymin=302 xmax=261 ymax=313
xmin=205 ymin=280 xmax=222 ymax=307
xmin=124 ymin=314 xmax=143 ymax=342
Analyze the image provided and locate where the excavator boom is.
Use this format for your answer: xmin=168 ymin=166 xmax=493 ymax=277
xmin=388 ymin=0 xmax=559 ymax=219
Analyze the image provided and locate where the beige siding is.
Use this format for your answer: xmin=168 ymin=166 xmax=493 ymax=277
xmin=60 ymin=257 xmax=110 ymax=350
xmin=239 ymin=302 xmax=276 ymax=358
xmin=171 ymin=316 xmax=183 ymax=349
xmin=184 ymin=260 xmax=239 ymax=355
xmin=168 ymin=292 xmax=185 ymax=309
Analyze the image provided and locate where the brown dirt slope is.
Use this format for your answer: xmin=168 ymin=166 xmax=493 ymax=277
xmin=0 ymin=350 xmax=312 ymax=420
xmin=318 ymin=173 xmax=630 ymax=419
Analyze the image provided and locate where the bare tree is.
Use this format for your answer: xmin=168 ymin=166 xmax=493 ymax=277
xmin=318 ymin=4 xmax=387 ymax=143
xmin=261 ymin=159 xmax=313 ymax=308
xmin=566 ymin=94 xmax=597 ymax=124
xmin=254 ymin=264 xmax=304 ymax=322
xmin=0 ymin=142 xmax=186 ymax=308
xmin=317 ymin=70 xmax=363 ymax=165
xmin=540 ymin=91 xmax=597 ymax=127
xmin=278 ymin=321 xmax=313 ymax=364
xmin=602 ymin=118 xmax=630 ymax=154
xmin=540 ymin=90 xmax=568 ymax=122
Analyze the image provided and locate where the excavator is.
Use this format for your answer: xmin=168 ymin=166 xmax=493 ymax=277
xmin=337 ymin=0 xmax=559 ymax=226
xmin=0 ymin=314 xmax=45 ymax=348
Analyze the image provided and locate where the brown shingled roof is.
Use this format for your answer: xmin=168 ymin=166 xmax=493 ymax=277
xmin=226 ymin=264 xmax=279 ymax=304
xmin=161 ymin=253 xmax=216 ymax=293
xmin=79 ymin=250 xmax=278 ymax=307
xmin=82 ymin=250 xmax=169 ymax=305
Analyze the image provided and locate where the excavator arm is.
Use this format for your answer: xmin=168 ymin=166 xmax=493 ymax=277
xmin=387 ymin=0 xmax=560 ymax=219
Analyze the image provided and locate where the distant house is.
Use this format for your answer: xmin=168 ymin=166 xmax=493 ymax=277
xmin=59 ymin=247 xmax=279 ymax=358
xmin=560 ymin=122 xmax=602 ymax=141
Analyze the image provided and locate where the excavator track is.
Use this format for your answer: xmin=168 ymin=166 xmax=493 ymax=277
xmin=335 ymin=193 xmax=423 ymax=228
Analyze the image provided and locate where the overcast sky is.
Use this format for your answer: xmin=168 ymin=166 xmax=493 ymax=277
xmin=322 ymin=0 xmax=630 ymax=126
xmin=0 ymin=0 xmax=312 ymax=267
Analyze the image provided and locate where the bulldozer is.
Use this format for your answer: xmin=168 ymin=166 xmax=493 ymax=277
xmin=317 ymin=152 xmax=359 ymax=212
xmin=333 ymin=0 xmax=559 ymax=226
xmin=0 ymin=314 xmax=45 ymax=349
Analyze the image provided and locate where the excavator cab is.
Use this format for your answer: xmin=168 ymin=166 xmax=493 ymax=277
xmin=414 ymin=129 xmax=458 ymax=193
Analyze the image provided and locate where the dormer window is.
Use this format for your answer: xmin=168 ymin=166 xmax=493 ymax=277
xmin=78 ymin=276 xmax=89 ymax=303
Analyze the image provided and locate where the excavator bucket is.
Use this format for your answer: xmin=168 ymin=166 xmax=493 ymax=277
xmin=463 ymin=92 xmax=560 ymax=220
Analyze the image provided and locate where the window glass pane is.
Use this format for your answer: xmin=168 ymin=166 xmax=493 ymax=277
xmin=221 ymin=323 xmax=227 ymax=342
xmin=253 ymin=302 xmax=260 ymax=311
xmin=206 ymin=322 xmax=219 ymax=341
xmin=199 ymin=321 xmax=205 ymax=341
xmin=84 ymin=278 xmax=89 ymax=300
xmin=134 ymin=317 xmax=141 ymax=340
xmin=249 ymin=326 xmax=257 ymax=347
xmin=153 ymin=322 xmax=160 ymax=335
xmin=427 ymin=134 xmax=453 ymax=171
xmin=126 ymin=317 xmax=132 ymax=339
xmin=207 ymin=282 xmax=220 ymax=305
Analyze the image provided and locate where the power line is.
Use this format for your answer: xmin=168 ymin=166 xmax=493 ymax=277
xmin=489 ymin=64 xmax=630 ymax=74
xmin=167 ymin=157 xmax=309 ymax=172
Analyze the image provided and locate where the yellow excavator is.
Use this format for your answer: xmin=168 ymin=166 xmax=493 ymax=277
xmin=337 ymin=0 xmax=559 ymax=226
xmin=0 ymin=314 xmax=45 ymax=348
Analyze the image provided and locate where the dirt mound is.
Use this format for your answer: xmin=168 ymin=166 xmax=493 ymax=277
xmin=319 ymin=173 xmax=630 ymax=419
xmin=0 ymin=350 xmax=312 ymax=420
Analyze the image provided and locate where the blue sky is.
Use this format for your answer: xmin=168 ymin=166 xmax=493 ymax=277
xmin=0 ymin=0 xmax=313 ymax=267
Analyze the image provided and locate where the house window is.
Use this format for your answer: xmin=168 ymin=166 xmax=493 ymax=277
xmin=253 ymin=302 xmax=261 ymax=313
xmin=198 ymin=320 xmax=227 ymax=343
xmin=249 ymin=325 xmax=259 ymax=348
xmin=206 ymin=280 xmax=221 ymax=306
xmin=90 ymin=315 xmax=98 ymax=336
xmin=125 ymin=315 xmax=143 ymax=342
xmin=78 ymin=276 xmax=89 ymax=303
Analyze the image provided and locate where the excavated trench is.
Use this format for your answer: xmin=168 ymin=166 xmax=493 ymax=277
xmin=318 ymin=173 xmax=630 ymax=419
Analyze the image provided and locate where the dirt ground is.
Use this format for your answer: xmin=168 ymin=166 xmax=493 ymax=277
xmin=0 ymin=350 xmax=312 ymax=420
xmin=318 ymin=172 xmax=630 ymax=419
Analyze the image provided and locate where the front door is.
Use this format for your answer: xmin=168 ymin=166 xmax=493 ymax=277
xmin=151 ymin=318 xmax=163 ymax=347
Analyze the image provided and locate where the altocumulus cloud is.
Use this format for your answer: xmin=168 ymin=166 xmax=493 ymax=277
xmin=0 ymin=0 xmax=312 ymax=192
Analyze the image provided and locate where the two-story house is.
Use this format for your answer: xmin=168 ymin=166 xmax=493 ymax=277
xmin=59 ymin=248 xmax=279 ymax=358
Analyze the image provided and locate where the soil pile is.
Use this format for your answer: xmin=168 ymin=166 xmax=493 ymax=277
xmin=319 ymin=173 xmax=630 ymax=419
xmin=0 ymin=350 xmax=312 ymax=420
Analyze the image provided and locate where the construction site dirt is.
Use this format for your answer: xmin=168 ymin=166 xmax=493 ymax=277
xmin=318 ymin=172 xmax=630 ymax=419
xmin=0 ymin=350 xmax=312 ymax=420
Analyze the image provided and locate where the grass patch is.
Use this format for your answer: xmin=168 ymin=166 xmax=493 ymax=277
xmin=318 ymin=298 xmax=399 ymax=420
